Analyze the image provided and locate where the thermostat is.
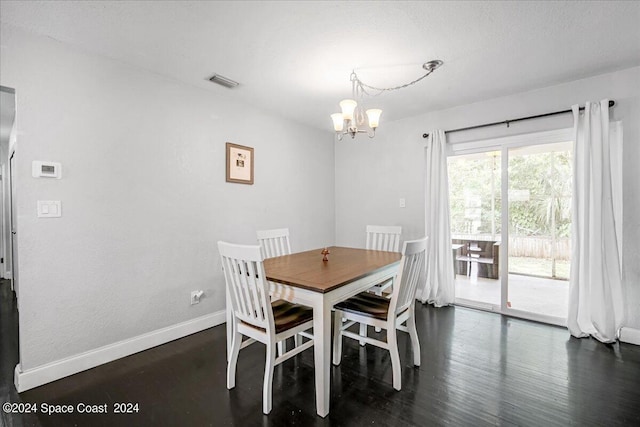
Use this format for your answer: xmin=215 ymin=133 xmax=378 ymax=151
xmin=32 ymin=161 xmax=62 ymax=179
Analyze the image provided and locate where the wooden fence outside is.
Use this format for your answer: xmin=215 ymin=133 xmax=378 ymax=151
xmin=509 ymin=236 xmax=570 ymax=260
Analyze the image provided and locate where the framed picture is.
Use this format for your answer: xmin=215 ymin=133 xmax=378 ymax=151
xmin=226 ymin=142 xmax=254 ymax=185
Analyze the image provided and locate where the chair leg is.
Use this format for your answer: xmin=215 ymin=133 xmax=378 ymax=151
xmin=294 ymin=334 xmax=300 ymax=348
xmin=359 ymin=323 xmax=367 ymax=346
xmin=227 ymin=329 xmax=242 ymax=389
xmin=387 ymin=324 xmax=402 ymax=391
xmin=277 ymin=340 xmax=286 ymax=356
xmin=263 ymin=341 xmax=276 ymax=415
xmin=374 ymin=286 xmax=384 ymax=333
xmin=407 ymin=312 xmax=421 ymax=367
xmin=332 ymin=310 xmax=343 ymax=365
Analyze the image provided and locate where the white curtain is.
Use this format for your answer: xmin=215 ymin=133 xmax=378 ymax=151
xmin=568 ymin=99 xmax=624 ymax=343
xmin=421 ymin=130 xmax=455 ymax=306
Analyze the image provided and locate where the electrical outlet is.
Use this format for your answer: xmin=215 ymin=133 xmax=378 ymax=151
xmin=190 ymin=290 xmax=204 ymax=305
xmin=399 ymin=198 xmax=406 ymax=208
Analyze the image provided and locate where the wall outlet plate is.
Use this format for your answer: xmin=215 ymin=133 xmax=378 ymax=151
xmin=190 ymin=290 xmax=204 ymax=305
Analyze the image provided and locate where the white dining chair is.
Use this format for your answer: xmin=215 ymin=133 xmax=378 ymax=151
xmin=366 ymin=225 xmax=402 ymax=296
xmin=256 ymin=227 xmax=295 ymax=354
xmin=219 ymin=241 xmax=314 ymax=415
xmin=256 ymin=228 xmax=291 ymax=259
xmin=361 ymin=225 xmax=402 ymax=339
xmin=332 ymin=237 xmax=427 ymax=391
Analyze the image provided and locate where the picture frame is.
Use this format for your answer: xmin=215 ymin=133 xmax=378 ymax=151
xmin=225 ymin=142 xmax=254 ymax=185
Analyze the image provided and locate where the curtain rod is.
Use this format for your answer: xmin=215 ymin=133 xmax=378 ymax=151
xmin=422 ymin=100 xmax=615 ymax=139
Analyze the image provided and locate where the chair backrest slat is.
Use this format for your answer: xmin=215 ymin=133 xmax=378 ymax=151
xmin=366 ymin=225 xmax=402 ymax=252
xmin=218 ymin=241 xmax=274 ymax=332
xmin=240 ymin=258 xmax=258 ymax=322
xmin=257 ymin=228 xmax=292 ymax=259
xmin=390 ymin=237 xmax=428 ymax=316
xmin=223 ymin=255 xmax=249 ymax=318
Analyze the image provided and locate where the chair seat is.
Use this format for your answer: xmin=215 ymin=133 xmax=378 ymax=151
xmin=243 ymin=300 xmax=313 ymax=334
xmin=334 ymin=292 xmax=390 ymax=321
xmin=272 ymin=300 xmax=313 ymax=333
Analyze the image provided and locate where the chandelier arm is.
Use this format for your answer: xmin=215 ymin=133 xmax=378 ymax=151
xmin=350 ymin=75 xmax=367 ymax=125
xmin=353 ymin=68 xmax=437 ymax=93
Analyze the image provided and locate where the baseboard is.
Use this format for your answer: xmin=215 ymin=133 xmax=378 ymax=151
xmin=14 ymin=309 xmax=226 ymax=392
xmin=619 ymin=327 xmax=640 ymax=346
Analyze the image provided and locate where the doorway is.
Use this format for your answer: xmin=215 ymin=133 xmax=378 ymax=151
xmin=1 ymin=84 xmax=20 ymax=358
xmin=1 ymin=85 xmax=17 ymax=290
xmin=448 ymin=128 xmax=573 ymax=326
xmin=1 ymin=85 xmax=20 ymax=394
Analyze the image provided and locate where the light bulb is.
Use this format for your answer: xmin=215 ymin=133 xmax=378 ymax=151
xmin=366 ymin=109 xmax=382 ymax=129
xmin=340 ymin=99 xmax=357 ymax=121
xmin=331 ymin=113 xmax=344 ymax=131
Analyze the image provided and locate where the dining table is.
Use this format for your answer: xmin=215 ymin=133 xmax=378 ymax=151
xmin=224 ymin=246 xmax=401 ymax=418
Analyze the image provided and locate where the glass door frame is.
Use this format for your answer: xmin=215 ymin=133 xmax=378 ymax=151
xmin=449 ymin=127 xmax=574 ymax=327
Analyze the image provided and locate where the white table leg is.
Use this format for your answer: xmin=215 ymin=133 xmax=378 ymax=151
xmin=312 ymin=297 xmax=331 ymax=418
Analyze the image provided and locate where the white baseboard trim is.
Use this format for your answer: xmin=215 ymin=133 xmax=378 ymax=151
xmin=14 ymin=309 xmax=226 ymax=392
xmin=619 ymin=327 xmax=640 ymax=346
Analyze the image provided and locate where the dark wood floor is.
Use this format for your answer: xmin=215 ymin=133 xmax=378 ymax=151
xmin=1 ymin=279 xmax=21 ymax=427
xmin=1 ymin=279 xmax=639 ymax=426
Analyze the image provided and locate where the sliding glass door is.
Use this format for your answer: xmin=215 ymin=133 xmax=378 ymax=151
xmin=448 ymin=129 xmax=573 ymax=325
xmin=506 ymin=142 xmax=571 ymax=319
xmin=448 ymin=152 xmax=502 ymax=308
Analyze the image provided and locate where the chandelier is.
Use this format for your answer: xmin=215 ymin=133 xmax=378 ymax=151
xmin=331 ymin=60 xmax=443 ymax=140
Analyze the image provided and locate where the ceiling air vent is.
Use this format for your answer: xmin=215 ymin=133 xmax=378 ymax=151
xmin=209 ymin=74 xmax=239 ymax=88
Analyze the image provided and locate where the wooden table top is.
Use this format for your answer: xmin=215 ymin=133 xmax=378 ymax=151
xmin=263 ymin=246 xmax=401 ymax=293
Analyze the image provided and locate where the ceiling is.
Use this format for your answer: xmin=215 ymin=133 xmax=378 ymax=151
xmin=1 ymin=1 xmax=639 ymax=131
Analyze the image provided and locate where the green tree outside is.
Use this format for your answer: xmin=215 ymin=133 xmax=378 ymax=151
xmin=448 ymin=144 xmax=572 ymax=279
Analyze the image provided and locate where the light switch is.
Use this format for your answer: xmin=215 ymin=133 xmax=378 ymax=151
xmin=37 ymin=201 xmax=62 ymax=218
xmin=399 ymin=198 xmax=406 ymax=208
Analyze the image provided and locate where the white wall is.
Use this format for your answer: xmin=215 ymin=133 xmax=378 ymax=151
xmin=336 ymin=66 xmax=640 ymax=329
xmin=0 ymin=25 xmax=335 ymax=373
